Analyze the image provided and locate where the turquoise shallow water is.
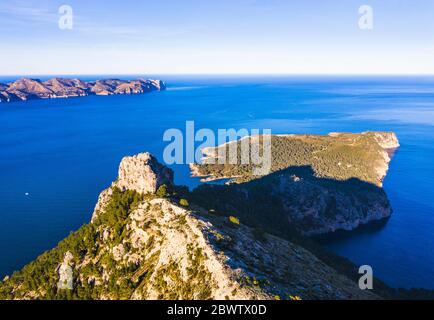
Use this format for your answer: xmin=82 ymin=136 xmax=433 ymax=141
xmin=1 ymin=75 xmax=433 ymax=289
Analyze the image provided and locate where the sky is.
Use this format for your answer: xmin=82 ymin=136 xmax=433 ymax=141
xmin=0 ymin=0 xmax=433 ymax=75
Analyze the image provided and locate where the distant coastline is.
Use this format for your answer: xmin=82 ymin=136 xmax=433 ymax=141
xmin=0 ymin=78 xmax=166 ymax=103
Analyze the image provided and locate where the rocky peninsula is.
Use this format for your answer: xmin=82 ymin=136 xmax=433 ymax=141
xmin=190 ymin=132 xmax=400 ymax=236
xmin=0 ymin=77 xmax=166 ymax=103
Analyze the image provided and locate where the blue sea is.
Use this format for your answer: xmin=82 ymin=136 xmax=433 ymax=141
xmin=1 ymin=75 xmax=433 ymax=289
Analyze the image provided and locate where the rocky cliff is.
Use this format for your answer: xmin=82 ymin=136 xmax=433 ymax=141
xmin=91 ymin=153 xmax=174 ymax=222
xmin=0 ymin=152 xmax=378 ymax=300
xmin=0 ymin=77 xmax=166 ymax=103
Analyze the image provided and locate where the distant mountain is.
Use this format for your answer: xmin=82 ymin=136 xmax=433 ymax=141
xmin=0 ymin=78 xmax=166 ymax=103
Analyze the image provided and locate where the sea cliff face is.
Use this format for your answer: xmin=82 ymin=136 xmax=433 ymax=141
xmin=0 ymin=78 xmax=166 ymax=103
xmin=0 ymin=152 xmax=378 ymax=300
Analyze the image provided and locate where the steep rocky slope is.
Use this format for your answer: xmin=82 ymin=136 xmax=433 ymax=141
xmin=0 ymin=78 xmax=166 ymax=103
xmin=0 ymin=153 xmax=377 ymax=300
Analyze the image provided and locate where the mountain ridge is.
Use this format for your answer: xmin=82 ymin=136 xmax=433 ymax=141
xmin=0 ymin=77 xmax=166 ymax=103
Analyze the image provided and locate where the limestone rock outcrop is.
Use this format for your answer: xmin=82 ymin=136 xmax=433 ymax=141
xmin=115 ymin=152 xmax=174 ymax=194
xmin=92 ymin=153 xmax=173 ymax=222
xmin=56 ymin=252 xmax=74 ymax=290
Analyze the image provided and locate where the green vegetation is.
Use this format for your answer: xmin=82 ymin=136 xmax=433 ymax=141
xmin=240 ymin=275 xmax=270 ymax=291
xmin=179 ymin=199 xmax=189 ymax=207
xmin=194 ymin=133 xmax=386 ymax=185
xmin=228 ymin=216 xmax=240 ymax=225
xmin=156 ymin=184 xmax=169 ymax=198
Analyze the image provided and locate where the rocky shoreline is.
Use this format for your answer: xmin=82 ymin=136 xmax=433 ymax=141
xmin=0 ymin=77 xmax=166 ymax=103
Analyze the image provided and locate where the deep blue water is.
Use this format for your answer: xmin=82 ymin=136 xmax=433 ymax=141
xmin=1 ymin=75 xmax=434 ymax=289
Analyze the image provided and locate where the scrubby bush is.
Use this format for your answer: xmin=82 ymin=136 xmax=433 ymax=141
xmin=156 ymin=184 xmax=169 ymax=198
xmin=179 ymin=199 xmax=189 ymax=207
xmin=228 ymin=216 xmax=240 ymax=225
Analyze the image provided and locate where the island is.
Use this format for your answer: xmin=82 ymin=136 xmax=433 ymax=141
xmin=0 ymin=77 xmax=166 ymax=103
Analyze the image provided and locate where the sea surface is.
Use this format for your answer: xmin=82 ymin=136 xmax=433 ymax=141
xmin=1 ymin=75 xmax=433 ymax=289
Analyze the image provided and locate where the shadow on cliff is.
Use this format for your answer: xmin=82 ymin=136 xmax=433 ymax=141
xmin=190 ymin=165 xmax=391 ymax=240
xmin=313 ymin=217 xmax=390 ymax=243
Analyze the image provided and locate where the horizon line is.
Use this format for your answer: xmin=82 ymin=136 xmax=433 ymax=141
xmin=1 ymin=73 xmax=434 ymax=78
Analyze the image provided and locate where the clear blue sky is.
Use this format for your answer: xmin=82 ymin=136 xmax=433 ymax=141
xmin=0 ymin=0 xmax=433 ymax=75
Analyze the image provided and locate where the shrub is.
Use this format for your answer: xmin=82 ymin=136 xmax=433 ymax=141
xmin=179 ymin=199 xmax=189 ymax=207
xmin=156 ymin=184 xmax=168 ymax=198
xmin=228 ymin=216 xmax=240 ymax=225
xmin=214 ymin=232 xmax=224 ymax=242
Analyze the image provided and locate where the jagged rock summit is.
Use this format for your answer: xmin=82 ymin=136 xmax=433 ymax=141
xmin=0 ymin=77 xmax=166 ymax=103
xmin=116 ymin=152 xmax=174 ymax=195
xmin=92 ymin=152 xmax=173 ymax=222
